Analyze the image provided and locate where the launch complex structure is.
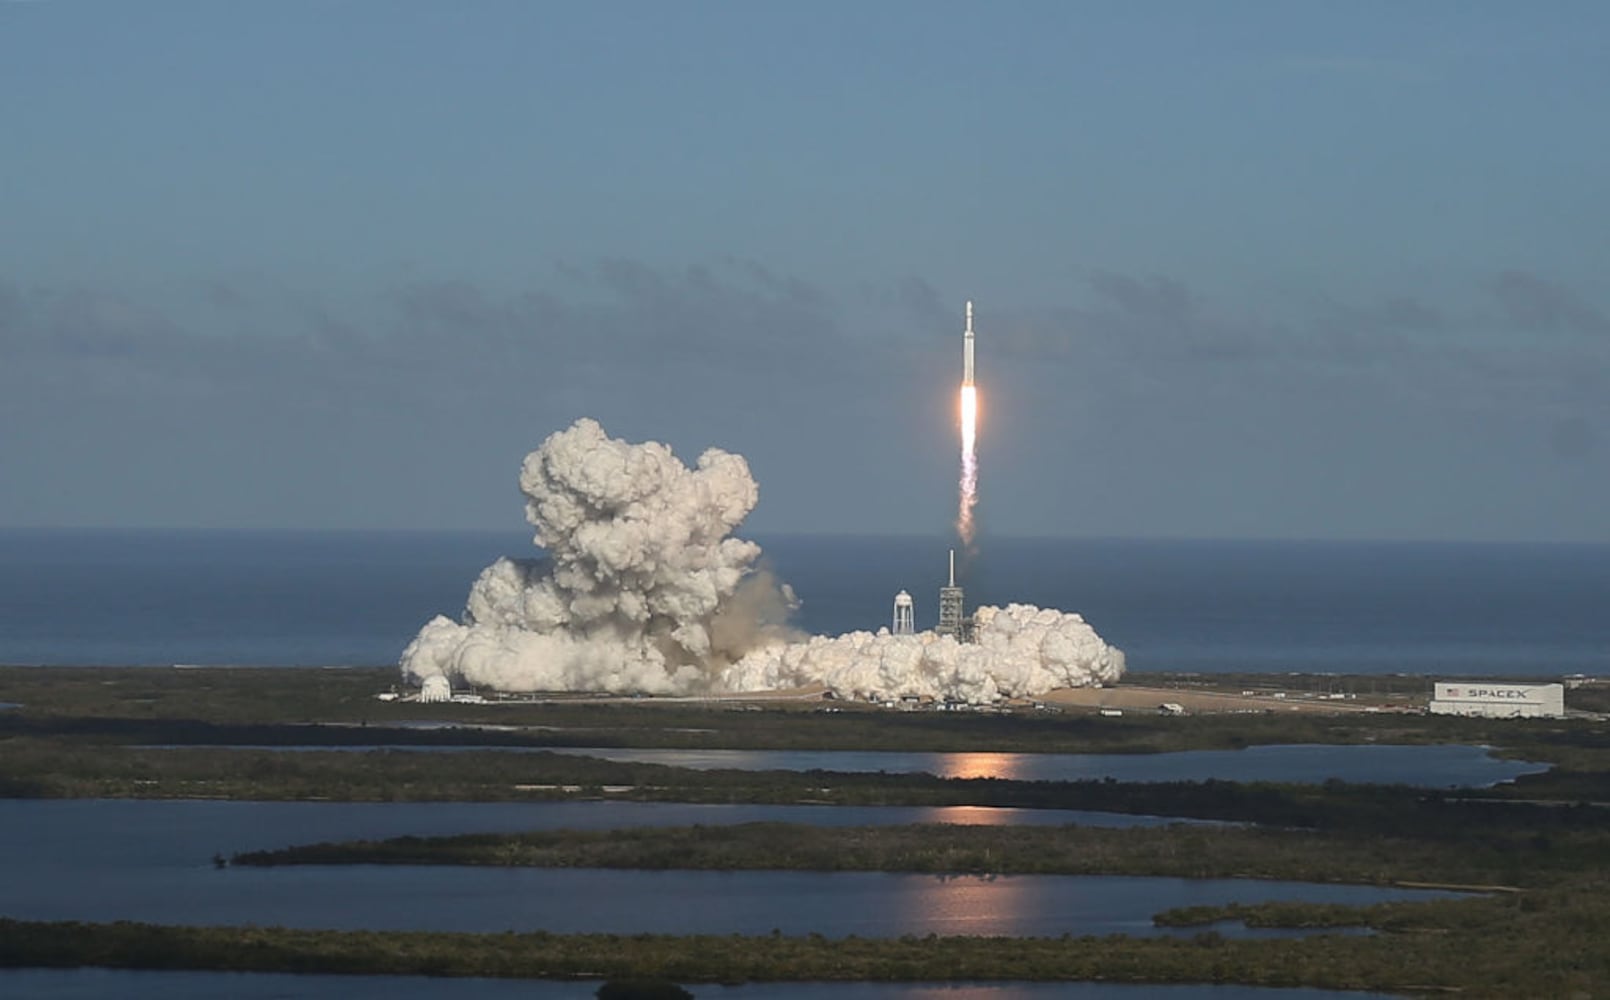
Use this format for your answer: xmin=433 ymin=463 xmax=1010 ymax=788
xmin=893 ymin=302 xmax=979 ymax=644
xmin=937 ymin=547 xmax=974 ymax=643
xmin=890 ymin=548 xmax=973 ymax=643
xmin=888 ymin=550 xmax=972 ymax=644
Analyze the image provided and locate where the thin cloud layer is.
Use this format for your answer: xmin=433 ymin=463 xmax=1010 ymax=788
xmin=2 ymin=263 xmax=1607 ymax=539
xmin=1488 ymin=270 xmax=1610 ymax=338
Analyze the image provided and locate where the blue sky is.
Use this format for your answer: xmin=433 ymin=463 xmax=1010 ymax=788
xmin=2 ymin=1 xmax=1607 ymax=541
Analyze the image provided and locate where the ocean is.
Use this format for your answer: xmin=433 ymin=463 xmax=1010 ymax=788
xmin=0 ymin=529 xmax=1605 ymax=676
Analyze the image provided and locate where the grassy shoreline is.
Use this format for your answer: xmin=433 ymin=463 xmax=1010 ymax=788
xmin=3 ymin=896 xmax=1605 ymax=999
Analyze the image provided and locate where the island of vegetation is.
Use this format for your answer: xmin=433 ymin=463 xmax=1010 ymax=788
xmin=2 ymin=887 xmax=1605 ymax=999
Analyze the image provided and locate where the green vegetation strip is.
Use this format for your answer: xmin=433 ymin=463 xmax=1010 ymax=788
xmin=1153 ymin=900 xmax=1463 ymax=930
xmin=3 ymin=885 xmax=1607 ymax=1000
xmin=229 ymin=820 xmax=1602 ymax=890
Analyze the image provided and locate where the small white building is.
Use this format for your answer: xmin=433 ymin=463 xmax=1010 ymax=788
xmin=419 ymin=675 xmax=452 ymax=703
xmin=1429 ymin=682 xmax=1564 ymax=719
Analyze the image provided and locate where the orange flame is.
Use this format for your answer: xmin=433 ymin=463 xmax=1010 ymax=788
xmin=958 ymin=385 xmax=978 ymax=547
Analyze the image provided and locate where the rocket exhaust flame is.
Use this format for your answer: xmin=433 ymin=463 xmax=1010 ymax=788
xmin=957 ymin=300 xmax=979 ymax=550
xmin=959 ymin=384 xmax=978 ymax=547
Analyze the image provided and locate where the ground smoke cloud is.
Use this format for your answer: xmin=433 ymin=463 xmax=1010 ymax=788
xmin=401 ymin=420 xmax=1125 ymax=703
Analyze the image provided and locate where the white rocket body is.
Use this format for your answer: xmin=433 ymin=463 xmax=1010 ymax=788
xmin=963 ymin=300 xmax=975 ymax=386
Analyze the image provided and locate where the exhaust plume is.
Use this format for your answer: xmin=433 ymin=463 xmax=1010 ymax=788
xmin=958 ymin=383 xmax=978 ymax=549
xmin=957 ymin=299 xmax=979 ymax=553
xmin=401 ymin=419 xmax=1124 ymax=703
xmin=723 ymin=603 xmax=1126 ymax=704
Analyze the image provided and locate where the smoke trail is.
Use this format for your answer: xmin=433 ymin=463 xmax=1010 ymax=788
xmin=401 ymin=419 xmax=1123 ymax=704
xmin=958 ymin=384 xmax=978 ymax=550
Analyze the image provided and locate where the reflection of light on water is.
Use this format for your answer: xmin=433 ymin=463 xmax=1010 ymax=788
xmin=907 ymin=806 xmax=1017 ymax=827
xmin=546 ymin=745 xmax=1543 ymax=788
xmin=896 ymin=873 xmax=1033 ymax=937
xmin=930 ymin=753 xmax=1026 ymax=781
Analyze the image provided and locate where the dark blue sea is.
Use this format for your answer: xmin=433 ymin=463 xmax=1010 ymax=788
xmin=0 ymin=529 xmax=1606 ymax=676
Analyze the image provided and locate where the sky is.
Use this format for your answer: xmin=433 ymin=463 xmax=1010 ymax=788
xmin=2 ymin=1 xmax=1607 ymax=542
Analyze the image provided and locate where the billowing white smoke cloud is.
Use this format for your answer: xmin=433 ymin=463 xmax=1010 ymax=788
xmin=402 ymin=418 xmax=793 ymax=694
xmin=723 ymin=606 xmax=1125 ymax=704
xmin=401 ymin=419 xmax=1125 ymax=703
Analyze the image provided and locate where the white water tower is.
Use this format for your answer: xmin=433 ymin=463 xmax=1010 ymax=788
xmin=892 ymin=590 xmax=915 ymax=635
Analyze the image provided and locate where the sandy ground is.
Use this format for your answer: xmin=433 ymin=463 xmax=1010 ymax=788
xmin=465 ymin=681 xmax=1421 ymax=715
xmin=1042 ymin=684 xmax=1413 ymax=715
xmin=703 ymin=682 xmax=1417 ymax=715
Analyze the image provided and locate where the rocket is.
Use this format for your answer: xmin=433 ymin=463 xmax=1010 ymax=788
xmin=963 ymin=300 xmax=975 ymax=386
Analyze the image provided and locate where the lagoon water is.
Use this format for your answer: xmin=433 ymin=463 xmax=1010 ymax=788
xmin=0 ymin=864 xmax=1462 ymax=938
xmin=0 ymin=799 xmax=1464 ymax=940
xmin=0 ymin=970 xmax=1400 ymax=1000
xmin=0 ymin=799 xmax=1194 ymax=859
xmin=2 ymin=529 xmax=1607 ymax=675
xmin=0 ymin=808 xmax=1460 ymax=939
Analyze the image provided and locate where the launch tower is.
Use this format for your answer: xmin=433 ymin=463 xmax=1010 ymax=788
xmin=938 ymin=549 xmax=970 ymax=643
